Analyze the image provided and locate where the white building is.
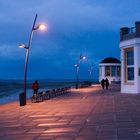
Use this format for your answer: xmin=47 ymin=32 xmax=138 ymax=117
xmin=120 ymin=21 xmax=140 ymax=94
xmin=99 ymin=57 xmax=121 ymax=84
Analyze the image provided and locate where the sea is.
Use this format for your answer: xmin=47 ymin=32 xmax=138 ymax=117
xmin=0 ymin=79 xmax=98 ymax=104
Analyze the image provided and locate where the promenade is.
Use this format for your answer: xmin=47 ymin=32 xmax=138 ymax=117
xmin=0 ymin=85 xmax=140 ymax=140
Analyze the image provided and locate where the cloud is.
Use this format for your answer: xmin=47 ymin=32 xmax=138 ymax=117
xmin=0 ymin=0 xmax=140 ymax=30
xmin=0 ymin=0 xmax=140 ymax=79
xmin=0 ymin=0 xmax=113 ymax=30
xmin=0 ymin=44 xmax=24 ymax=59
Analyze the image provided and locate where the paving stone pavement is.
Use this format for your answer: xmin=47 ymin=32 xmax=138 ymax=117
xmin=1 ymin=84 xmax=140 ymax=140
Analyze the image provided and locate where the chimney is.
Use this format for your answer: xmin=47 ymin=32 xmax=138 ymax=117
xmin=135 ymin=21 xmax=140 ymax=37
xmin=120 ymin=27 xmax=129 ymax=41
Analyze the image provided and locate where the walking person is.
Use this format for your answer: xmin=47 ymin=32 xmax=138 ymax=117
xmin=101 ymin=79 xmax=105 ymax=90
xmin=32 ymin=80 xmax=39 ymax=96
xmin=105 ymin=78 xmax=109 ymax=90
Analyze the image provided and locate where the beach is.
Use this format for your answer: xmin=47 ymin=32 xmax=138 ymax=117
xmin=1 ymin=84 xmax=140 ymax=140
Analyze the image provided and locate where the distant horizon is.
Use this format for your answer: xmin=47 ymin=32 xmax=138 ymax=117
xmin=0 ymin=78 xmax=99 ymax=81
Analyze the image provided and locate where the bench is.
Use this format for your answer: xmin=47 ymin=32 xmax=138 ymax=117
xmin=31 ymin=86 xmax=71 ymax=103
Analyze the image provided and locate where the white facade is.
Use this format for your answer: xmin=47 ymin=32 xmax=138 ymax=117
xmin=99 ymin=63 xmax=121 ymax=84
xmin=120 ymin=38 xmax=140 ymax=94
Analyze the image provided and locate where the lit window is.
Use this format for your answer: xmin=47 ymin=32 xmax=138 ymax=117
xmin=127 ymin=51 xmax=134 ymax=65
xmin=124 ymin=48 xmax=134 ymax=82
xmin=105 ymin=66 xmax=110 ymax=76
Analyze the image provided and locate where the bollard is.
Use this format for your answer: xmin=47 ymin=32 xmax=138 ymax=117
xmin=19 ymin=92 xmax=26 ymax=106
xmin=75 ymin=84 xmax=78 ymax=89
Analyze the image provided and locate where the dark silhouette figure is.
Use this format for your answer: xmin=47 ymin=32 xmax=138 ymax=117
xmin=101 ymin=79 xmax=105 ymax=89
xmin=32 ymin=80 xmax=39 ymax=95
xmin=105 ymin=78 xmax=109 ymax=90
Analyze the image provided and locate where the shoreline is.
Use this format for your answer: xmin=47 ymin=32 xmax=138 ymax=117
xmin=0 ymin=84 xmax=101 ymax=106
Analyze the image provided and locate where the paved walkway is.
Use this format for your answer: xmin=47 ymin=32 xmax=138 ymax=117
xmin=0 ymin=84 xmax=140 ymax=140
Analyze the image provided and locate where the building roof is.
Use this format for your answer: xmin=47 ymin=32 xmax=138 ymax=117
xmin=120 ymin=21 xmax=140 ymax=41
xmin=100 ymin=57 xmax=121 ymax=64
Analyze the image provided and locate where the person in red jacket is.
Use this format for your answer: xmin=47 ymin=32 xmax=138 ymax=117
xmin=32 ymin=80 xmax=39 ymax=95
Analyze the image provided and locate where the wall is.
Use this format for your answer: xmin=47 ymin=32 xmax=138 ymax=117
xmin=120 ymin=38 xmax=140 ymax=93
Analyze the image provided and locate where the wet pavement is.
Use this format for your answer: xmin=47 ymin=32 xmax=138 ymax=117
xmin=0 ymin=84 xmax=140 ymax=140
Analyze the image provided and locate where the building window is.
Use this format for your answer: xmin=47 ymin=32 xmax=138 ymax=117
xmin=111 ymin=66 xmax=116 ymax=76
xmin=127 ymin=67 xmax=134 ymax=80
xmin=124 ymin=48 xmax=134 ymax=82
xmin=117 ymin=66 xmax=121 ymax=77
xmin=127 ymin=50 xmax=134 ymax=65
xmin=105 ymin=66 xmax=110 ymax=76
xmin=99 ymin=66 xmax=102 ymax=76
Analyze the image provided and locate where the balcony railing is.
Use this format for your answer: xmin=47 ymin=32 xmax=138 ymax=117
xmin=121 ymin=27 xmax=136 ymax=41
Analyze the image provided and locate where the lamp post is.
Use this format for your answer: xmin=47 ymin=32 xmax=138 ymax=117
xmin=75 ymin=54 xmax=86 ymax=89
xmin=19 ymin=14 xmax=46 ymax=106
xmin=88 ymin=64 xmax=94 ymax=82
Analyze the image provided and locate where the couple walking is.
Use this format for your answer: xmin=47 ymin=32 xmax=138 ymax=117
xmin=101 ymin=78 xmax=109 ymax=90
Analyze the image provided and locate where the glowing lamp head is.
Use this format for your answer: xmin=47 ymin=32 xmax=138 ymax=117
xmin=80 ymin=54 xmax=86 ymax=60
xmin=38 ymin=24 xmax=46 ymax=31
xmin=82 ymin=56 xmax=86 ymax=60
xmin=18 ymin=43 xmax=26 ymax=49
xmin=74 ymin=64 xmax=79 ymax=67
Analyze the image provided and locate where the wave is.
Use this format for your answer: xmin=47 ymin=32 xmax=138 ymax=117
xmin=0 ymin=79 xmax=98 ymax=104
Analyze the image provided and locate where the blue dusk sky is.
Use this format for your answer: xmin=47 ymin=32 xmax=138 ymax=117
xmin=0 ymin=0 xmax=140 ymax=80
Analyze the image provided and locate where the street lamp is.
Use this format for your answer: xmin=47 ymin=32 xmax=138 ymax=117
xmin=75 ymin=54 xmax=86 ymax=89
xmin=19 ymin=14 xmax=46 ymax=106
xmin=88 ymin=64 xmax=94 ymax=82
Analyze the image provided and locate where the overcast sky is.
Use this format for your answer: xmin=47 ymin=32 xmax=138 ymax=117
xmin=0 ymin=0 xmax=140 ymax=80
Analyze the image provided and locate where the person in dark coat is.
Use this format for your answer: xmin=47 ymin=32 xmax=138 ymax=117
xmin=32 ymin=80 xmax=39 ymax=95
xmin=101 ymin=79 xmax=105 ymax=90
xmin=105 ymin=78 xmax=109 ymax=90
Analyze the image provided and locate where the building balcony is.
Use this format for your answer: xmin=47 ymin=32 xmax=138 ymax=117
xmin=120 ymin=21 xmax=140 ymax=41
